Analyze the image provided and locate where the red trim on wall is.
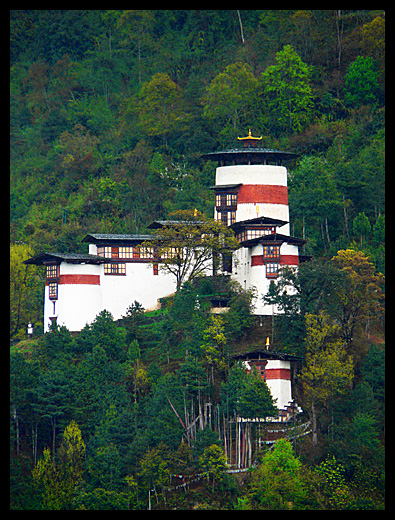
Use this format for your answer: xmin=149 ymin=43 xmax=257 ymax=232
xmin=45 ymin=274 xmax=101 ymax=285
xmin=251 ymin=255 xmax=264 ymax=266
xmin=280 ymin=255 xmax=299 ymax=266
xmin=265 ymin=368 xmax=291 ymax=380
xmin=251 ymin=255 xmax=299 ymax=267
xmin=238 ymin=184 xmax=288 ymax=205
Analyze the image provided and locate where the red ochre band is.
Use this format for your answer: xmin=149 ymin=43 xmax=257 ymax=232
xmin=46 ymin=274 xmax=101 ymax=285
xmin=265 ymin=368 xmax=291 ymax=380
xmin=251 ymin=255 xmax=299 ymax=266
xmin=237 ymin=184 xmax=288 ymax=205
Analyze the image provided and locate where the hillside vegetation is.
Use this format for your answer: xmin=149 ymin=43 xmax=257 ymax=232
xmin=10 ymin=10 xmax=384 ymax=509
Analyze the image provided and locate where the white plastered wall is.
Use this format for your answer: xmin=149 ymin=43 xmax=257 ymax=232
xmin=265 ymin=359 xmax=292 ymax=411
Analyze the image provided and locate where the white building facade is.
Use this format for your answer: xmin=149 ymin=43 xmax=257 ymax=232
xmin=235 ymin=349 xmax=303 ymax=422
xmin=26 ymin=236 xmax=178 ymax=333
xmin=204 ymin=132 xmax=305 ymax=315
xmin=25 ymin=132 xmax=306 ymax=331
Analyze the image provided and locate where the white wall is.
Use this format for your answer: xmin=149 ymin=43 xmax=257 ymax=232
xmin=44 ymin=263 xmax=103 ymax=332
xmin=265 ymin=359 xmax=292 ymax=411
xmin=100 ymin=262 xmax=177 ymax=319
xmin=215 ymin=164 xmax=287 ymax=187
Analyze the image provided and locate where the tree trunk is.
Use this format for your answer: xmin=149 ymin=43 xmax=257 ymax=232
xmin=198 ymin=389 xmax=204 ymax=430
xmin=311 ymin=401 xmax=318 ymax=446
xmin=236 ymin=10 xmax=245 ymax=44
xmin=325 ymin=217 xmax=331 ymax=248
xmin=247 ymin=423 xmax=252 ymax=467
xmin=320 ymin=221 xmax=327 ymax=252
xmin=52 ymin=417 xmax=57 ymax=467
xmin=32 ymin=423 xmax=38 ymax=465
xmin=14 ymin=408 xmax=20 ymax=456
xmin=343 ymin=194 xmax=350 ymax=240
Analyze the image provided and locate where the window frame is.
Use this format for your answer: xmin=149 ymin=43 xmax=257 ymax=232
xmin=236 ymin=226 xmax=277 ymax=243
xmin=104 ymin=263 xmax=126 ymax=276
xmin=265 ymin=262 xmax=279 ymax=279
xmin=46 ymin=264 xmax=59 ymax=280
xmin=263 ymin=245 xmax=280 ymax=261
xmin=48 ymin=282 xmax=58 ymax=300
xmin=215 ymin=192 xmax=237 ymax=208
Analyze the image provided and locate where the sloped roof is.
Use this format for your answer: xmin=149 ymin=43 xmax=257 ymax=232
xmin=230 ymin=216 xmax=288 ymax=232
xmin=231 ymin=348 xmax=302 ymax=362
xmin=23 ymin=252 xmax=107 ymax=265
xmin=241 ymin=232 xmax=306 ymax=247
xmin=82 ymin=233 xmax=154 ymax=244
xmin=202 ymin=147 xmax=298 ymax=163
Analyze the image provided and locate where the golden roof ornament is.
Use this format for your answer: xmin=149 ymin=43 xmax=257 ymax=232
xmin=237 ymin=129 xmax=263 ymax=141
xmin=237 ymin=129 xmax=263 ymax=147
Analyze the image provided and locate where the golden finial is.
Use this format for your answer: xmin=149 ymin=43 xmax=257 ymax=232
xmin=266 ymin=336 xmax=270 ymax=350
xmin=237 ymin=129 xmax=263 ymax=141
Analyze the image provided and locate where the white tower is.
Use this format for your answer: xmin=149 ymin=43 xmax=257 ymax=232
xmin=203 ymin=131 xmax=305 ymax=315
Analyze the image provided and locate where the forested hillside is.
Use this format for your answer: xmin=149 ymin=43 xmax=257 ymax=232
xmin=10 ymin=10 xmax=384 ymax=510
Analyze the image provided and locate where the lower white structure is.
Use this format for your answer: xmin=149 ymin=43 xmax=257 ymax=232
xmin=25 ymin=235 xmax=178 ymax=332
xmin=234 ymin=349 xmax=303 ymax=421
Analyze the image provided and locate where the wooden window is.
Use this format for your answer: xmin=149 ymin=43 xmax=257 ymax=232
xmin=119 ymin=247 xmax=133 ymax=259
xmin=222 ymin=253 xmax=232 ymax=273
xmin=218 ymin=211 xmax=236 ymax=226
xmin=46 ymin=264 xmax=59 ymax=279
xmin=48 ymin=282 xmax=58 ymax=300
xmin=138 ymin=246 xmax=155 ymax=260
xmin=215 ymin=192 xmax=237 ymax=208
xmin=266 ymin=262 xmax=279 ymax=279
xmin=263 ymin=245 xmax=280 ymax=260
xmin=104 ymin=263 xmax=126 ymax=275
xmin=97 ymin=246 xmax=112 ymax=258
xmin=236 ymin=226 xmax=277 ymax=243
xmin=160 ymin=247 xmax=182 ymax=260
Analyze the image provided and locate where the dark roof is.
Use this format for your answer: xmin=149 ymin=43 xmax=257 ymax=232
xmin=231 ymin=348 xmax=302 ymax=362
xmin=82 ymin=233 xmax=154 ymax=244
xmin=147 ymin=220 xmax=205 ymax=229
xmin=202 ymin=147 xmax=298 ymax=164
xmin=241 ymin=232 xmax=306 ymax=247
xmin=23 ymin=252 xmax=107 ymax=266
xmin=208 ymin=183 xmax=242 ymax=190
xmin=230 ymin=216 xmax=288 ymax=233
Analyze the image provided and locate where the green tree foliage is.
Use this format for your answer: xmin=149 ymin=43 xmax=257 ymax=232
xmin=261 ymin=44 xmax=314 ymax=135
xmin=352 ymin=211 xmax=371 ymax=247
xmin=142 ymin=209 xmax=240 ymax=290
xmin=248 ymin=439 xmax=307 ymax=509
xmin=331 ymin=249 xmax=384 ymax=343
xmin=32 ymin=421 xmax=85 ymax=510
xmin=315 ymin=456 xmax=351 ymax=509
xmin=10 ymin=243 xmax=42 ymax=336
xmin=203 ymin=62 xmax=259 ymax=141
xmin=299 ymin=313 xmax=353 ymax=446
xmin=137 ymin=73 xmax=190 ymax=145
xmin=198 ymin=444 xmax=228 ymax=490
xmin=237 ymin=369 xmax=278 ymax=420
xmin=344 ymin=56 xmax=379 ymax=107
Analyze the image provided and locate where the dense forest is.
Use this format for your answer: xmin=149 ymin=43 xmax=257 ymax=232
xmin=10 ymin=10 xmax=384 ymax=509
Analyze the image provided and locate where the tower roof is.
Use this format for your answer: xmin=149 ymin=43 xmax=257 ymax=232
xmin=202 ymin=147 xmax=298 ymax=164
xmin=82 ymin=233 xmax=153 ymax=245
xmin=23 ymin=251 xmax=107 ymax=265
xmin=202 ymin=131 xmax=297 ymax=164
